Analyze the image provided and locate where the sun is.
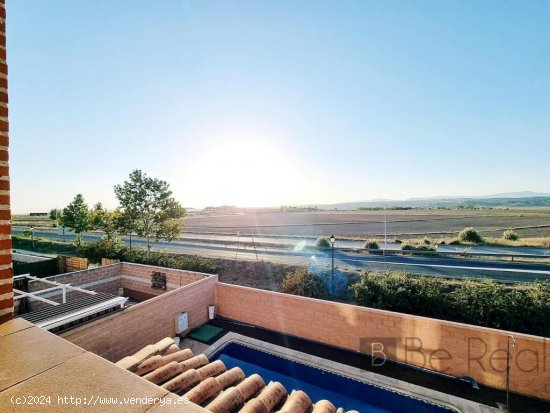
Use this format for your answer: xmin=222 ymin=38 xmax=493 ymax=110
xmin=191 ymin=135 xmax=303 ymax=207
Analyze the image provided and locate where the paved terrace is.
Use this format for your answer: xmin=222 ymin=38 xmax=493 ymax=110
xmin=0 ymin=318 xmax=206 ymax=413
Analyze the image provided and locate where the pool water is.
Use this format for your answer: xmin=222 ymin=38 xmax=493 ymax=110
xmin=210 ymin=342 xmax=455 ymax=413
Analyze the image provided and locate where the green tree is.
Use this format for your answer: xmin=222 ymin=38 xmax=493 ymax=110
xmin=60 ymin=194 xmax=91 ymax=249
xmin=89 ymin=203 xmax=124 ymax=253
xmin=48 ymin=208 xmax=63 ymax=227
xmin=114 ymin=170 xmax=186 ymax=253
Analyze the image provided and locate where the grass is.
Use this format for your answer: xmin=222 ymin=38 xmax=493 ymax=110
xmin=483 ymin=236 xmax=550 ymax=247
xmin=400 ymin=241 xmax=436 ymax=252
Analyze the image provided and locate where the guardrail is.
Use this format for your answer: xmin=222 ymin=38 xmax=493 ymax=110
xmin=342 ymin=247 xmax=550 ymax=260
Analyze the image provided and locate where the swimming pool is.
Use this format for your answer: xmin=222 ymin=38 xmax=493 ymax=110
xmin=210 ymin=342 xmax=456 ymax=413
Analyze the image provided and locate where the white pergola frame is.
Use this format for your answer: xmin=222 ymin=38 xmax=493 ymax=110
xmin=13 ymin=273 xmax=97 ymax=306
xmin=14 ymin=273 xmax=128 ymax=331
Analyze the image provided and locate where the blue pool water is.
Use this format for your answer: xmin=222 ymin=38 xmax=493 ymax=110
xmin=210 ymin=342 xmax=455 ymax=413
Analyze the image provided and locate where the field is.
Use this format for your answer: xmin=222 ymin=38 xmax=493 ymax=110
xmin=184 ymin=209 xmax=550 ymax=240
xmin=12 ymin=209 xmax=550 ymax=243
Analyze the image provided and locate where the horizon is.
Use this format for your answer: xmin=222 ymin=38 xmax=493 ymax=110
xmin=7 ymin=1 xmax=550 ymax=213
xmin=11 ymin=190 xmax=550 ymax=215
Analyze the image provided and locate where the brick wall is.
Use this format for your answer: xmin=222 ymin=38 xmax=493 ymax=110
xmin=120 ymin=263 xmax=206 ymax=289
xmin=119 ymin=262 xmax=208 ymax=300
xmin=45 ymin=263 xmax=123 ymax=289
xmin=215 ymin=283 xmax=550 ymax=400
xmin=61 ymin=274 xmax=218 ymax=362
xmin=20 ymin=263 xmax=209 ymax=311
xmin=0 ymin=0 xmax=11 ymax=325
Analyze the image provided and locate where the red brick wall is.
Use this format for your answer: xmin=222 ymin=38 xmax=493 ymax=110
xmin=216 ymin=283 xmax=550 ymax=400
xmin=0 ymin=0 xmax=11 ymax=325
xmin=119 ymin=263 xmax=208 ymax=300
xmin=120 ymin=263 xmax=206 ymax=288
xmin=23 ymin=263 xmax=209 ymax=311
xmin=61 ymin=274 xmax=218 ymax=362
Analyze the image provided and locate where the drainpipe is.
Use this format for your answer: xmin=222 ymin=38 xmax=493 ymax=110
xmin=506 ymin=335 xmax=516 ymax=412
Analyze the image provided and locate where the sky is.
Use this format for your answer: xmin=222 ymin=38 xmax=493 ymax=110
xmin=6 ymin=1 xmax=550 ymax=213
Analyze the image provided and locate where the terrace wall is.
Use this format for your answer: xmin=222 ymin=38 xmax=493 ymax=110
xmin=215 ymin=283 xmax=550 ymax=401
xmin=62 ymin=274 xmax=217 ymax=362
xmin=119 ymin=262 xmax=206 ymax=300
xmin=22 ymin=263 xmax=208 ymax=311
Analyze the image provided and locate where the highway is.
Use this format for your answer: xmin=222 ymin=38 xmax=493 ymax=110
xmin=12 ymin=227 xmax=550 ymax=283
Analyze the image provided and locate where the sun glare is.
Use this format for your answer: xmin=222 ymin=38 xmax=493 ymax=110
xmin=191 ymin=136 xmax=304 ymax=207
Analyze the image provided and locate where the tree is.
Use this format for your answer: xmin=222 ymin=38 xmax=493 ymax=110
xmin=49 ymin=208 xmax=63 ymax=227
xmin=114 ymin=170 xmax=186 ymax=253
xmin=60 ymin=194 xmax=91 ymax=249
xmin=89 ymin=203 xmax=124 ymax=253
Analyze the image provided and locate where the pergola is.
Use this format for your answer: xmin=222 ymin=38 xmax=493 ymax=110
xmin=14 ymin=274 xmax=128 ymax=331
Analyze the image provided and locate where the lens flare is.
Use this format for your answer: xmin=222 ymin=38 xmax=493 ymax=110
xmin=293 ymin=240 xmax=306 ymax=252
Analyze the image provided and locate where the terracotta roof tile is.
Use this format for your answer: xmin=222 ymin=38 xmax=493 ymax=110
xmin=117 ymin=338 xmax=353 ymax=413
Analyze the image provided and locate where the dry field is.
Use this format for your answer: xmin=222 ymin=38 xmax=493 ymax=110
xmin=12 ymin=215 xmax=51 ymax=227
xmin=185 ymin=209 xmax=550 ymax=240
xmin=12 ymin=209 xmax=550 ymax=242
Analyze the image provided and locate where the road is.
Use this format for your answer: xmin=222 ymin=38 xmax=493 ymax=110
xmin=12 ymin=227 xmax=550 ymax=283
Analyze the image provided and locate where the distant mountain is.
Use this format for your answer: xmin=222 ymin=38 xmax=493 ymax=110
xmin=477 ymin=191 xmax=550 ymax=199
xmin=406 ymin=191 xmax=550 ymax=201
xmin=314 ymin=192 xmax=550 ymax=210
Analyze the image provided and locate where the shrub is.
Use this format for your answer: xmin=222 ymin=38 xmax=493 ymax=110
xmin=316 ymin=237 xmax=331 ymax=250
xmin=80 ymin=242 xmax=222 ymax=274
xmin=503 ymin=228 xmax=520 ymax=241
xmin=400 ymin=242 xmax=435 ymax=252
xmin=364 ymin=240 xmax=379 ymax=249
xmin=80 ymin=239 xmax=124 ymax=259
xmin=351 ymin=271 xmax=450 ymax=318
xmin=458 ymin=227 xmax=484 ymax=243
xmin=12 ymin=235 xmax=77 ymax=255
xmin=282 ymin=267 xmax=328 ymax=299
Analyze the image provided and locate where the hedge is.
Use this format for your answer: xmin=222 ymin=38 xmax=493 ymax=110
xmin=351 ymin=270 xmax=550 ymax=336
xmin=80 ymin=241 xmax=223 ymax=275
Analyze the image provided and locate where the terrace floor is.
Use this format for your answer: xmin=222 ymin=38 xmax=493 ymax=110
xmin=206 ymin=318 xmax=550 ymax=413
xmin=0 ymin=318 xmax=206 ymax=413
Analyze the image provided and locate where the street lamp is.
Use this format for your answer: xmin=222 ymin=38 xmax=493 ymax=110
xmin=506 ymin=335 xmax=516 ymax=412
xmin=383 ymin=205 xmax=387 ymax=258
xmin=329 ymin=235 xmax=335 ymax=289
